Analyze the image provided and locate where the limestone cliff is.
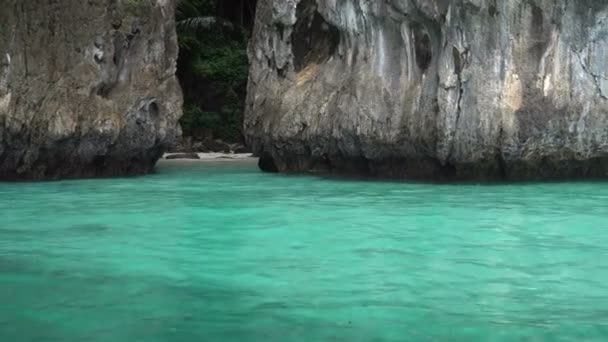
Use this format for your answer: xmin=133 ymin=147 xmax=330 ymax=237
xmin=0 ymin=0 xmax=182 ymax=180
xmin=245 ymin=0 xmax=608 ymax=181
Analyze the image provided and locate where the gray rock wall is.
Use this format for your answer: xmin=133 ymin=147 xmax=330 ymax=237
xmin=0 ymin=0 xmax=182 ymax=180
xmin=245 ymin=0 xmax=608 ymax=181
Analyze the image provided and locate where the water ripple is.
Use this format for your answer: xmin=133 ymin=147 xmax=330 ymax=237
xmin=1 ymin=162 xmax=608 ymax=341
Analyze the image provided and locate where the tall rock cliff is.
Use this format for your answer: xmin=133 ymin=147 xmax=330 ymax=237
xmin=245 ymin=0 xmax=608 ymax=181
xmin=0 ymin=0 xmax=182 ymax=180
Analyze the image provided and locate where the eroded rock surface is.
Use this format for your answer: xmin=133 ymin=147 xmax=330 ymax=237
xmin=245 ymin=0 xmax=608 ymax=181
xmin=0 ymin=0 xmax=182 ymax=180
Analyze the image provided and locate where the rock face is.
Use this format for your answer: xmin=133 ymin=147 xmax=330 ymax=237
xmin=245 ymin=0 xmax=608 ymax=181
xmin=0 ymin=0 xmax=182 ymax=180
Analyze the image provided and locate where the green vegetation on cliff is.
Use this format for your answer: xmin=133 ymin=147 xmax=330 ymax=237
xmin=176 ymin=0 xmax=256 ymax=143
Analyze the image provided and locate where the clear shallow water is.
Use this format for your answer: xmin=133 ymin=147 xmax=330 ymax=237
xmin=1 ymin=161 xmax=608 ymax=341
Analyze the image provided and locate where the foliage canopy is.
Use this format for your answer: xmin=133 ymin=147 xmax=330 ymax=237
xmin=176 ymin=0 xmax=254 ymax=142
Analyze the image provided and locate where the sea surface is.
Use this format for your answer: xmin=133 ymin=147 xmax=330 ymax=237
xmin=1 ymin=160 xmax=608 ymax=341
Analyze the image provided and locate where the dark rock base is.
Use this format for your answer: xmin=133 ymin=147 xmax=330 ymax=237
xmin=259 ymin=151 xmax=608 ymax=182
xmin=0 ymin=150 xmax=164 ymax=182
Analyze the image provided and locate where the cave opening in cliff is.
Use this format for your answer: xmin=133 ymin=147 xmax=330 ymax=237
xmin=175 ymin=0 xmax=257 ymax=148
xmin=292 ymin=0 xmax=340 ymax=72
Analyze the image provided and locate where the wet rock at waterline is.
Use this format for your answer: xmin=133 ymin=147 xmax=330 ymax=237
xmin=245 ymin=0 xmax=608 ymax=181
xmin=0 ymin=0 xmax=182 ymax=180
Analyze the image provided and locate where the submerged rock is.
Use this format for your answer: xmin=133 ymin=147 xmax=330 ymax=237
xmin=0 ymin=0 xmax=182 ymax=180
xmin=245 ymin=0 xmax=608 ymax=181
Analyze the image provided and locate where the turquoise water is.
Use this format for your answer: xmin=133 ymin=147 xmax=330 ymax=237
xmin=1 ymin=161 xmax=608 ymax=341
